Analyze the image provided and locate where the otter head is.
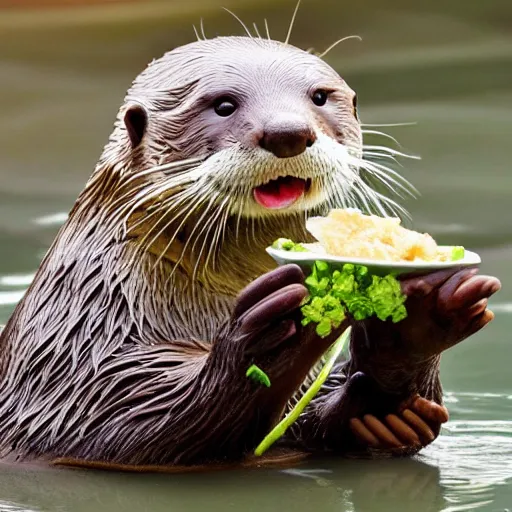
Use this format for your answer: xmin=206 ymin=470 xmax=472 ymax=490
xmin=107 ymin=36 xmax=364 ymax=210
xmin=92 ymin=36 xmax=409 ymax=286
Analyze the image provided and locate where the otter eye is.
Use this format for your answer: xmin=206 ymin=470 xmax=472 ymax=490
xmin=214 ymin=98 xmax=237 ymax=117
xmin=312 ymin=90 xmax=328 ymax=107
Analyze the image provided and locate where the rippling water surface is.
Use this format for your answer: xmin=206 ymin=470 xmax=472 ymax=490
xmin=0 ymin=1 xmax=511 ymax=510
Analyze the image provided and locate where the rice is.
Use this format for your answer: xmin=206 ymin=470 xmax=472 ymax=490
xmin=306 ymin=209 xmax=451 ymax=262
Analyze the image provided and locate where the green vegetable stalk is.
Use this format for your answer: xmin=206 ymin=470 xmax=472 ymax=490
xmin=254 ymin=327 xmax=352 ymax=457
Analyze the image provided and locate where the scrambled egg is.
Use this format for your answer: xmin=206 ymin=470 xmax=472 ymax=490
xmin=306 ymin=209 xmax=452 ymax=262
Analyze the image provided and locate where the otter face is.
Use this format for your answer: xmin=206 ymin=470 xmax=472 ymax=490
xmin=118 ymin=36 xmax=403 ymax=222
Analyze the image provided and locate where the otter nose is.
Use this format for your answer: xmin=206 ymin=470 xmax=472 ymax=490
xmin=259 ymin=117 xmax=316 ymax=158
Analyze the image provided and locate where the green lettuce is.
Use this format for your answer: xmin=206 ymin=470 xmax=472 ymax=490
xmin=272 ymin=238 xmax=308 ymax=252
xmin=301 ymin=261 xmax=407 ymax=337
xmin=451 ymin=246 xmax=465 ymax=261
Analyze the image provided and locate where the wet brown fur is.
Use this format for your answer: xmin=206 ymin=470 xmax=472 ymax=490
xmin=0 ymin=36 xmax=452 ymax=467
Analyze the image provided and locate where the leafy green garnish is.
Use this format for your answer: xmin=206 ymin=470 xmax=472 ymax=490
xmin=451 ymin=246 xmax=465 ymax=261
xmin=270 ymin=237 xmax=408 ymax=336
xmin=301 ymin=261 xmax=407 ymax=337
xmin=272 ymin=238 xmax=308 ymax=252
xmin=246 ymin=364 xmax=271 ymax=388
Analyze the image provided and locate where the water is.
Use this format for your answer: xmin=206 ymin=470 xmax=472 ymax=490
xmin=0 ymin=0 xmax=511 ymax=510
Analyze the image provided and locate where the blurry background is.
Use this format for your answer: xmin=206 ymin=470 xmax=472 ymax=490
xmin=0 ymin=1 xmax=511 ymax=511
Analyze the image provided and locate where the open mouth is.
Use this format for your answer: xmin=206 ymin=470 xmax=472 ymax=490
xmin=253 ymin=176 xmax=312 ymax=210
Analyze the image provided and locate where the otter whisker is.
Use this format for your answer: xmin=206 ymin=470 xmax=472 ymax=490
xmin=118 ymin=188 xmax=166 ymax=235
xmin=188 ymin=194 xmax=227 ymax=260
xmin=154 ymin=180 xmax=219 ymax=261
xmin=264 ymin=19 xmax=271 ymax=40
xmin=124 ymin=187 xmax=200 ymax=260
xmin=250 ymin=216 xmax=257 ymax=248
xmin=121 ymin=184 xmax=193 ymax=237
xmin=358 ymin=163 xmax=415 ymax=199
xmin=200 ymin=18 xmax=207 ymax=40
xmin=119 ymin=170 xmax=196 ymax=199
xmin=356 ymin=172 xmax=410 ymax=210
xmin=318 ymin=35 xmax=362 ymax=59
xmin=261 ymin=211 xmax=271 ymax=233
xmin=119 ymin=163 xmax=204 ymax=229
xmin=234 ymin=194 xmax=245 ymax=241
xmin=163 ymin=191 xmax=223 ymax=282
xmin=363 ymin=144 xmax=420 ymax=160
xmin=362 ymin=129 xmax=402 ymax=146
xmin=253 ymin=23 xmax=262 ymax=39
xmin=334 ymin=179 xmax=351 ymax=210
xmin=117 ymin=176 xmax=186 ymax=217
xmin=351 ymin=179 xmax=387 ymax=217
xmin=357 ymin=158 xmax=418 ymax=197
xmin=356 ymin=176 xmax=412 ymax=220
xmin=333 ymin=160 xmax=389 ymax=216
xmin=361 ymin=122 xmax=417 ymax=128
xmin=191 ymin=212 xmax=221 ymax=280
xmin=144 ymin=187 xmax=209 ymax=266
xmin=366 ymin=190 xmax=392 ymax=217
xmin=126 ymin=187 xmax=196 ymax=243
xmin=123 ymin=157 xmax=206 ymax=184
xmin=326 ymin=174 xmax=351 ymax=211
xmin=205 ymin=198 xmax=232 ymax=273
xmin=284 ymin=0 xmax=301 ymax=45
xmin=218 ymin=201 xmax=233 ymax=255
xmin=222 ymin=8 xmax=253 ymax=38
xmin=363 ymin=151 xmax=401 ymax=165
xmin=193 ymin=25 xmax=202 ymax=42
xmin=113 ymin=164 xmax=203 ymax=230
xmin=192 ymin=197 xmax=231 ymax=281
xmin=122 ymin=195 xmax=172 ymax=239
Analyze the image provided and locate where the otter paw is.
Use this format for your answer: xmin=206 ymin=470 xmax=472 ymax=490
xmin=219 ymin=264 xmax=348 ymax=397
xmin=399 ymin=267 xmax=501 ymax=355
xmin=230 ymin=264 xmax=307 ymax=355
xmin=349 ymin=396 xmax=449 ymax=452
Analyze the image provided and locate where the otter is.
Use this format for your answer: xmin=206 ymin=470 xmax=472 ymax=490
xmin=0 ymin=36 xmax=500 ymax=469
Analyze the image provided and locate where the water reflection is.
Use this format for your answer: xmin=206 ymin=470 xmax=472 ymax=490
xmin=0 ymin=457 xmax=445 ymax=512
xmin=0 ymin=393 xmax=509 ymax=512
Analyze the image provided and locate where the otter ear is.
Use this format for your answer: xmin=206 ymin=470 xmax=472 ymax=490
xmin=124 ymin=104 xmax=148 ymax=149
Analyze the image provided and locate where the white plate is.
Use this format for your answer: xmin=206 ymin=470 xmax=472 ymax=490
xmin=266 ymin=243 xmax=481 ymax=276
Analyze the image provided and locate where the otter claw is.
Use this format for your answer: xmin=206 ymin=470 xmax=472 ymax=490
xmin=465 ymin=308 xmax=495 ymax=338
xmin=234 ymin=264 xmax=304 ymax=317
xmin=362 ymin=415 xmax=402 ymax=448
xmin=466 ymin=298 xmax=488 ymax=318
xmin=349 ymin=395 xmax=449 ymax=452
xmin=238 ymin=283 xmax=307 ymax=333
xmin=349 ymin=418 xmax=380 ymax=447
xmin=410 ymin=396 xmax=449 ymax=424
xmin=400 ymin=267 xmax=467 ymax=297
xmin=384 ymin=414 xmax=420 ymax=445
xmin=439 ymin=273 xmax=501 ymax=312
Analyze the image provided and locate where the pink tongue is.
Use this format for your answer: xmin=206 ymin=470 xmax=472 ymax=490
xmin=253 ymin=177 xmax=306 ymax=209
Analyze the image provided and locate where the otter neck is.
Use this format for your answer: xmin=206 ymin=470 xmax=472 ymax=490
xmin=134 ymin=211 xmax=313 ymax=297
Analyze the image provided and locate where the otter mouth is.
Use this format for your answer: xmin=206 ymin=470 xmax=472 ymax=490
xmin=253 ymin=176 xmax=312 ymax=210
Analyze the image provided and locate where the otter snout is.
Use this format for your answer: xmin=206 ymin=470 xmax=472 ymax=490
xmin=259 ymin=114 xmax=316 ymax=158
